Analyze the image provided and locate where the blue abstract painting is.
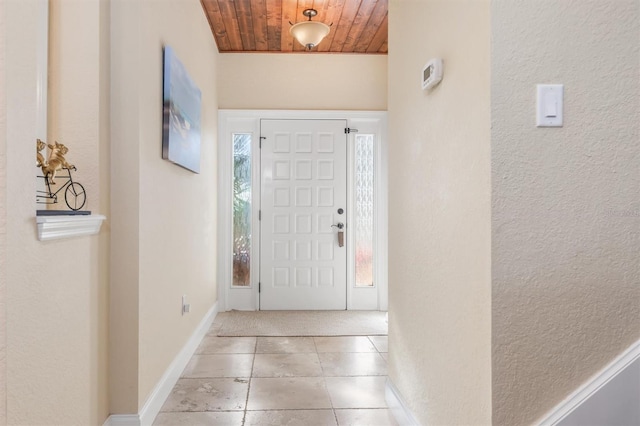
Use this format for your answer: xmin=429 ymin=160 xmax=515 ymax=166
xmin=162 ymin=46 xmax=201 ymax=173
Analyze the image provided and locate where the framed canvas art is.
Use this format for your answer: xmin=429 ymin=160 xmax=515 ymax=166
xmin=162 ymin=46 xmax=201 ymax=173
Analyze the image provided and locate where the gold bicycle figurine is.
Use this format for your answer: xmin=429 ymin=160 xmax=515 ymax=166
xmin=36 ymin=139 xmax=87 ymax=211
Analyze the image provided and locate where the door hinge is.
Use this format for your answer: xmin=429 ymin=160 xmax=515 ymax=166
xmin=259 ymin=210 xmax=261 ymax=220
xmin=259 ymin=282 xmax=261 ymax=293
xmin=344 ymin=128 xmax=359 ymax=134
xmin=260 ymin=136 xmax=266 ymax=148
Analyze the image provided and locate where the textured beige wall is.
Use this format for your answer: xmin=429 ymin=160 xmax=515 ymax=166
xmin=96 ymin=0 xmax=111 ymax=420
xmin=110 ymin=0 xmax=219 ymax=411
xmin=491 ymin=1 xmax=640 ymax=425
xmin=137 ymin=0 xmax=219 ymax=407
xmin=48 ymin=1 xmax=110 ymax=421
xmin=0 ymin=1 xmax=6 ymax=423
xmin=387 ymin=1 xmax=492 ymax=424
xmin=109 ymin=0 xmax=141 ymax=413
xmin=5 ymin=0 xmax=109 ymax=424
xmin=218 ymin=53 xmax=387 ymax=110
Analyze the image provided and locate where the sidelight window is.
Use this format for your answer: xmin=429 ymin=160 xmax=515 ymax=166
xmin=354 ymin=134 xmax=375 ymax=287
xmin=232 ymin=133 xmax=251 ymax=287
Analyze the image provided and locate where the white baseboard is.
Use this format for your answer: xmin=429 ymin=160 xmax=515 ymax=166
xmin=386 ymin=378 xmax=420 ymax=426
xmin=103 ymin=302 xmax=219 ymax=426
xmin=103 ymin=414 xmax=140 ymax=426
xmin=537 ymin=338 xmax=640 ymax=425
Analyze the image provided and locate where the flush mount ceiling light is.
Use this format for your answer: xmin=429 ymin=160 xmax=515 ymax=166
xmin=289 ymin=9 xmax=331 ymax=51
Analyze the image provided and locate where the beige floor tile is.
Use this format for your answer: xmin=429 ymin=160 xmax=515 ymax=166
xmin=325 ymin=377 xmax=388 ymax=409
xmin=314 ymin=336 xmax=377 ymax=353
xmin=256 ymin=336 xmax=317 ymax=353
xmin=247 ymin=377 xmax=332 ymax=410
xmin=182 ymin=354 xmax=254 ymax=378
xmin=335 ymin=409 xmax=398 ymax=426
xmin=244 ymin=409 xmax=337 ymax=426
xmin=319 ymin=353 xmax=387 ymax=377
xmin=253 ymin=353 xmax=323 ymax=377
xmin=159 ymin=378 xmax=249 ymax=412
xmin=153 ymin=411 xmax=244 ymax=425
xmin=196 ymin=336 xmax=256 ymax=354
xmin=367 ymin=336 xmax=388 ymax=353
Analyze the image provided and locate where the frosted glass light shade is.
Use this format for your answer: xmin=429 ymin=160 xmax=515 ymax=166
xmin=290 ymin=21 xmax=330 ymax=49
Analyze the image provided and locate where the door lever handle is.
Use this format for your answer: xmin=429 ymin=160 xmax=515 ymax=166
xmin=332 ymin=223 xmax=345 ymax=247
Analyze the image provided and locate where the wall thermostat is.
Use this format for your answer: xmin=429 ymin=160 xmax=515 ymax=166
xmin=422 ymin=58 xmax=443 ymax=90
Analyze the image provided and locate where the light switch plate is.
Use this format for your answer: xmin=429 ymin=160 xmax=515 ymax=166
xmin=536 ymin=84 xmax=563 ymax=127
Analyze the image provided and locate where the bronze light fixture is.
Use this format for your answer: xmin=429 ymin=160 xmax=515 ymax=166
xmin=290 ymin=9 xmax=331 ymax=50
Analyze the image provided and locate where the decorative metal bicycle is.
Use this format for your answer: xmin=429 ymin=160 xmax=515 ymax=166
xmin=37 ymin=166 xmax=87 ymax=211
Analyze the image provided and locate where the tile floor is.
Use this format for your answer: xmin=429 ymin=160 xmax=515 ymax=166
xmin=154 ymin=320 xmax=397 ymax=425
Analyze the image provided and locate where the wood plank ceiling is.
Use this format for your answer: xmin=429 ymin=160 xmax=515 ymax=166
xmin=200 ymin=0 xmax=388 ymax=54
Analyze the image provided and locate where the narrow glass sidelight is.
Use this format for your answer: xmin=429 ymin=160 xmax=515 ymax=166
xmin=232 ymin=134 xmax=251 ymax=287
xmin=355 ymin=134 xmax=375 ymax=287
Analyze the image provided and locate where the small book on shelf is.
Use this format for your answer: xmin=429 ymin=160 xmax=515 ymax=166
xmin=36 ymin=210 xmax=91 ymax=216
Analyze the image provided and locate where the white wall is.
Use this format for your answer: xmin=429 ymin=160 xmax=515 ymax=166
xmin=387 ymin=1 xmax=492 ymax=424
xmin=110 ymin=0 xmax=219 ymax=412
xmin=218 ymin=53 xmax=387 ymax=110
xmin=4 ymin=0 xmax=109 ymax=424
xmin=491 ymin=0 xmax=640 ymax=424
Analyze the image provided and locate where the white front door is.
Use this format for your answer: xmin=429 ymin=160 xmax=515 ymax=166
xmin=260 ymin=119 xmax=347 ymax=310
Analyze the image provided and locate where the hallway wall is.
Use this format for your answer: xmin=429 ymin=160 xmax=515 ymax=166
xmin=0 ymin=1 xmax=6 ymax=423
xmin=387 ymin=0 xmax=492 ymax=424
xmin=48 ymin=0 xmax=111 ymax=420
xmin=218 ymin=53 xmax=387 ymax=110
xmin=110 ymin=0 xmax=220 ymax=413
xmin=491 ymin=1 xmax=640 ymax=424
xmin=4 ymin=0 xmax=109 ymax=424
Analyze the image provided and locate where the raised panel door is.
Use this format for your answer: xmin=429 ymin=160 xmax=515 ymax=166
xmin=260 ymin=119 xmax=347 ymax=310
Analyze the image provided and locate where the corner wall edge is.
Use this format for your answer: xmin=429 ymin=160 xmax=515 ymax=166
xmin=386 ymin=377 xmax=421 ymax=426
xmin=103 ymin=302 xmax=219 ymax=426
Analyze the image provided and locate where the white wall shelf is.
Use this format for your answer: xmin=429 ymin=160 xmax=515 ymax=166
xmin=36 ymin=214 xmax=106 ymax=241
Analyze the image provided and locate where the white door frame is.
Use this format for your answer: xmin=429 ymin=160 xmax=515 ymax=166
xmin=217 ymin=110 xmax=388 ymax=311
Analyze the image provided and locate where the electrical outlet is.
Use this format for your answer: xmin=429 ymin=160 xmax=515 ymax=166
xmin=182 ymin=295 xmax=190 ymax=315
